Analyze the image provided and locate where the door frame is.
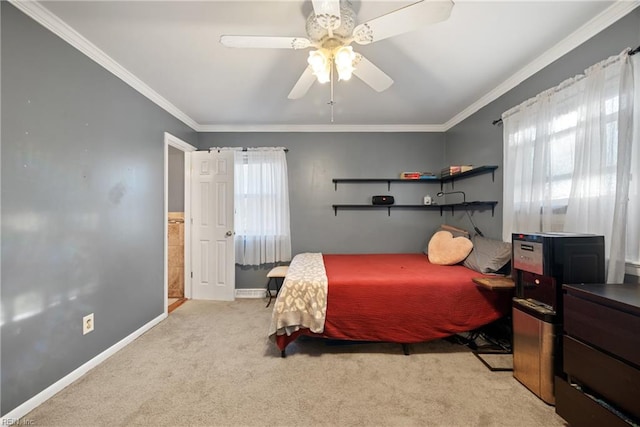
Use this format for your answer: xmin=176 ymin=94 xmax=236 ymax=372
xmin=164 ymin=132 xmax=196 ymax=315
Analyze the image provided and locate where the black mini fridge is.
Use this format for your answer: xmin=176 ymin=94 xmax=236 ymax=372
xmin=511 ymin=232 xmax=604 ymax=405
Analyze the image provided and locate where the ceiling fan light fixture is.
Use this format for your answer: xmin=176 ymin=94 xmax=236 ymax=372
xmin=334 ymin=46 xmax=355 ymax=81
xmin=308 ymin=50 xmax=331 ymax=84
xmin=221 ymin=0 xmax=455 ymax=106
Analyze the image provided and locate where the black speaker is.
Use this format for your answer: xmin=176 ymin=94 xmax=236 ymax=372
xmin=372 ymin=195 xmax=394 ymax=205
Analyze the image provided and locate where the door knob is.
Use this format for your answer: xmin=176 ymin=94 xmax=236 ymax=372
xmin=225 ymin=231 xmax=234 ymax=237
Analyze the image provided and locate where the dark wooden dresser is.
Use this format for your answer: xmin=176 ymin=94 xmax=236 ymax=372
xmin=555 ymin=283 xmax=640 ymax=426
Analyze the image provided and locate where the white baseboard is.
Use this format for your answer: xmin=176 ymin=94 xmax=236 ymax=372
xmin=235 ymin=288 xmax=269 ymax=298
xmin=1 ymin=312 xmax=167 ymax=422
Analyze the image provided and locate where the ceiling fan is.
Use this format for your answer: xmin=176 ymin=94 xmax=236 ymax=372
xmin=220 ymin=0 xmax=454 ymax=101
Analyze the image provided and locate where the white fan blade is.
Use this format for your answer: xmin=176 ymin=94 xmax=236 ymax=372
xmin=352 ymin=0 xmax=453 ymax=45
xmin=220 ymin=35 xmax=311 ymax=50
xmin=288 ymin=67 xmax=316 ymax=99
xmin=312 ymin=0 xmax=341 ymax=30
xmin=352 ymin=54 xmax=393 ymax=92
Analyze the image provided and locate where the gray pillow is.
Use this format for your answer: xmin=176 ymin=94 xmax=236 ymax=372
xmin=463 ymin=235 xmax=512 ymax=273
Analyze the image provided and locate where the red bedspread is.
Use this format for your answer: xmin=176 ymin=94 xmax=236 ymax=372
xmin=275 ymin=253 xmax=511 ymax=351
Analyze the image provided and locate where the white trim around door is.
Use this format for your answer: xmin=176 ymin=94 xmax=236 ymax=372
xmin=164 ymin=132 xmax=196 ymax=314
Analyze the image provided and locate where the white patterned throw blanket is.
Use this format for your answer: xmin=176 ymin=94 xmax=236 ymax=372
xmin=268 ymin=253 xmax=328 ymax=340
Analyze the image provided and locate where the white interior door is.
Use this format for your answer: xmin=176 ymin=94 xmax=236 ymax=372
xmin=191 ymin=150 xmax=235 ymax=300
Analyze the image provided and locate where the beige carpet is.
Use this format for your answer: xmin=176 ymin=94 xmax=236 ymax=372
xmin=25 ymin=299 xmax=565 ymax=426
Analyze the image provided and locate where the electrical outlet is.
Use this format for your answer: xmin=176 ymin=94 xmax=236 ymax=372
xmin=83 ymin=313 xmax=94 ymax=335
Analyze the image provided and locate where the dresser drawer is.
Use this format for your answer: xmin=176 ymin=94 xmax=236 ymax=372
xmin=564 ymin=336 xmax=640 ymax=420
xmin=564 ymin=294 xmax=640 ymax=366
xmin=555 ymin=377 xmax=631 ymax=427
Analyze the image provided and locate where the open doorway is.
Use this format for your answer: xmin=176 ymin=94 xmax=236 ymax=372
xmin=164 ymin=133 xmax=196 ymax=315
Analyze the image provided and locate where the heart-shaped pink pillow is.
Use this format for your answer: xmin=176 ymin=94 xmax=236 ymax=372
xmin=427 ymin=230 xmax=474 ymax=265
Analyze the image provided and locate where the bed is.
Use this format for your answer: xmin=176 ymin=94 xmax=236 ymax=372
xmin=268 ymin=252 xmax=512 ymax=355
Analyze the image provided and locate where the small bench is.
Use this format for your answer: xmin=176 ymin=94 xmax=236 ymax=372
xmin=265 ymin=266 xmax=289 ymax=308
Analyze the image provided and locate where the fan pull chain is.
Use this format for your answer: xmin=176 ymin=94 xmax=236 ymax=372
xmin=329 ymin=57 xmax=335 ymax=123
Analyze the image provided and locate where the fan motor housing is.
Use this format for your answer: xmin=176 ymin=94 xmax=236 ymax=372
xmin=305 ymin=1 xmax=356 ymax=42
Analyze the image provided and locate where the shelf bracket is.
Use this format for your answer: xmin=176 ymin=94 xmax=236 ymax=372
xmin=387 ymin=207 xmax=391 ymax=216
xmin=334 ymin=181 xmax=338 ymax=191
xmin=334 ymin=206 xmax=338 ymax=216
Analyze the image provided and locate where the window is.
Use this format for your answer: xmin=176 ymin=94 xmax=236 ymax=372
xmin=233 ymin=149 xmax=291 ymax=266
xmin=503 ymin=50 xmax=638 ymax=282
xmin=506 ymin=91 xmax=622 ymax=230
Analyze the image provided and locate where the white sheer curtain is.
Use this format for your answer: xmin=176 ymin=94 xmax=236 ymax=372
xmin=564 ymin=53 xmax=635 ymax=282
xmin=502 ymin=80 xmax=579 ymax=238
xmin=502 ymin=49 xmax=636 ymax=283
xmin=233 ymin=148 xmax=291 ymax=266
xmin=626 ymin=54 xmax=640 ymax=267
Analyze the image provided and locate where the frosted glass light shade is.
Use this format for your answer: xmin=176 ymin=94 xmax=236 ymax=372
xmin=308 ymin=50 xmax=330 ymax=84
xmin=335 ymin=46 xmax=355 ymax=81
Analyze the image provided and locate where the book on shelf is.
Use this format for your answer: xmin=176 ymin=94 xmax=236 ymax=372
xmin=400 ymin=172 xmax=421 ymax=179
xmin=400 ymin=171 xmax=439 ymax=180
xmin=441 ymin=165 xmax=473 ymax=177
xmin=419 ymin=171 xmax=437 ymax=179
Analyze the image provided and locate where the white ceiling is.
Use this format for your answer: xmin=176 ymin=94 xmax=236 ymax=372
xmin=21 ymin=1 xmax=638 ymax=131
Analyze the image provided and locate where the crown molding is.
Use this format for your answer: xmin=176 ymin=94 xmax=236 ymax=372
xmin=197 ymin=123 xmax=446 ymax=133
xmin=9 ymin=0 xmax=200 ymax=131
xmin=442 ymin=0 xmax=640 ymax=131
xmin=10 ymin=0 xmax=441 ymax=134
xmin=10 ymin=0 xmax=639 ymax=134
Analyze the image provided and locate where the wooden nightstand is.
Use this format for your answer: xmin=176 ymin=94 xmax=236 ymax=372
xmin=473 ymin=276 xmax=515 ymax=291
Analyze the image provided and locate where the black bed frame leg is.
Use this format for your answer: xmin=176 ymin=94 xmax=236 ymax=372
xmin=281 ymin=349 xmax=286 ymax=358
xmin=402 ymin=344 xmax=410 ymax=356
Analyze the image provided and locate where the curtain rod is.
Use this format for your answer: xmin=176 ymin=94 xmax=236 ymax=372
xmin=492 ymin=44 xmax=639 ymax=127
xmin=208 ymin=147 xmax=288 ymax=152
xmin=240 ymin=147 xmax=289 ymax=152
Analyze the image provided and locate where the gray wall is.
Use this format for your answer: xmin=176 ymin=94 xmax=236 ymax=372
xmin=198 ymin=132 xmax=446 ymax=288
xmin=168 ymin=145 xmax=185 ymax=212
xmin=1 ymin=3 xmax=197 ymax=415
xmin=443 ymin=8 xmax=640 ymax=239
